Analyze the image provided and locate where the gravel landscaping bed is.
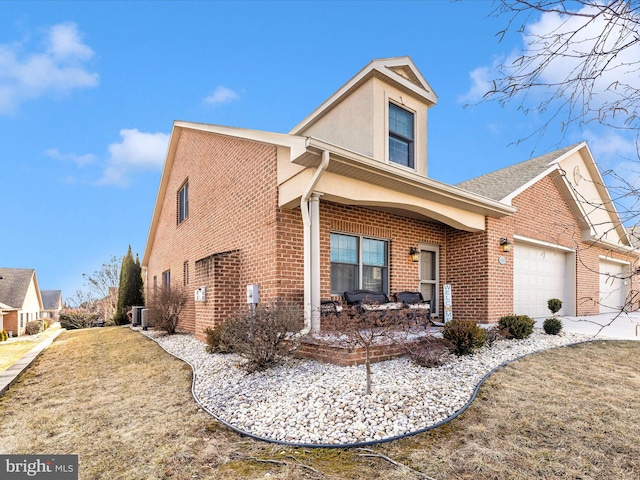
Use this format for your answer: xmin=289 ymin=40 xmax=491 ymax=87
xmin=137 ymin=327 xmax=590 ymax=446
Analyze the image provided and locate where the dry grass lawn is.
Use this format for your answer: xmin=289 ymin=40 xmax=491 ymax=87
xmin=0 ymin=326 xmax=639 ymax=479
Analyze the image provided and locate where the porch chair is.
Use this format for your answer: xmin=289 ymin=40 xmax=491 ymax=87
xmin=342 ymin=289 xmax=403 ymax=315
xmin=394 ymin=291 xmax=444 ymax=327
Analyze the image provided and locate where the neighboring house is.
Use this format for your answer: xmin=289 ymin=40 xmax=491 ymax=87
xmin=41 ymin=290 xmax=63 ymax=323
xmin=142 ymin=56 xmax=639 ymax=340
xmin=0 ymin=268 xmax=44 ymax=337
xmin=96 ymin=286 xmax=118 ymax=323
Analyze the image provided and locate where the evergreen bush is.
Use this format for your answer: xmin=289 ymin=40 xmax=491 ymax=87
xmin=0 ymin=330 xmax=8 ymax=341
xmin=543 ymin=317 xmax=563 ymax=335
xmin=498 ymin=314 xmax=536 ymax=339
xmin=547 ymin=298 xmax=563 ymax=315
xmin=442 ymin=319 xmax=486 ymax=356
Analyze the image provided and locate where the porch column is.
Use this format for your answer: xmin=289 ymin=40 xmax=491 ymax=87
xmin=310 ymin=192 xmax=322 ymax=332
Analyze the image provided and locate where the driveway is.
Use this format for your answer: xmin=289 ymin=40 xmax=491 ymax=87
xmin=535 ymin=313 xmax=640 ymax=340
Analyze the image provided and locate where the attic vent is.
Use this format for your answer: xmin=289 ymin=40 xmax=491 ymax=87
xmin=389 ymin=66 xmax=422 ymax=88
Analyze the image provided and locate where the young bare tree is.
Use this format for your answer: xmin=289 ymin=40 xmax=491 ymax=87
xmin=82 ymin=255 xmax=121 ymax=324
xmin=320 ymin=309 xmax=411 ymax=395
xmin=485 ymin=1 xmax=640 ymax=154
xmin=147 ymin=285 xmax=188 ymax=334
xmin=476 ymin=1 xmax=640 ymax=334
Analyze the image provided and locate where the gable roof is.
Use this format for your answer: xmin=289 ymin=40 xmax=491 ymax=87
xmin=456 ymin=143 xmax=581 ymax=202
xmin=41 ymin=290 xmax=62 ymax=310
xmin=0 ymin=268 xmax=38 ymax=309
xmin=457 ymin=142 xmax=632 ymax=247
xmin=290 ymin=56 xmax=438 ymax=135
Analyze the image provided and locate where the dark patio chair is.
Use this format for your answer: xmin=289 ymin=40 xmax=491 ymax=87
xmin=343 ymin=290 xmax=403 ymax=315
xmin=394 ymin=291 xmax=444 ymax=327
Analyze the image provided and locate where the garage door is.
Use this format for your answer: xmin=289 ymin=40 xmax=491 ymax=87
xmin=599 ymin=259 xmax=628 ymax=313
xmin=514 ymin=243 xmax=567 ymax=317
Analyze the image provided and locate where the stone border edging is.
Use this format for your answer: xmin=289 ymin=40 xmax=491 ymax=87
xmin=138 ymin=328 xmax=592 ymax=448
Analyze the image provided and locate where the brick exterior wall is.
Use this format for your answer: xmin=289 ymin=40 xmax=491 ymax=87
xmin=146 ymin=129 xmax=638 ymax=338
xmin=145 ymin=129 xmax=304 ymax=340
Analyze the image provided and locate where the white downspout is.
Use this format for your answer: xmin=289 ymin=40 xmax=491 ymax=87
xmin=300 ymin=149 xmax=329 ymax=335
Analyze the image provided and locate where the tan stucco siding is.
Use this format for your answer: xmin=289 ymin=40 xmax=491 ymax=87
xmin=560 ymin=151 xmax=625 ymax=244
xmin=279 ymin=170 xmax=486 ymax=231
xmin=295 ymin=77 xmax=429 ymax=177
xmin=300 ymin=80 xmax=376 ymax=158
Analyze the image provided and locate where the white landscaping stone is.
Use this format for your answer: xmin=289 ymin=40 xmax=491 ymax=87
xmin=137 ymin=327 xmax=589 ymax=445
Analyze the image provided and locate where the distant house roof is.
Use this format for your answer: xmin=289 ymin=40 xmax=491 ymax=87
xmin=0 ymin=301 xmax=16 ymax=311
xmin=41 ymin=290 xmax=62 ymax=310
xmin=0 ymin=268 xmax=37 ymax=309
xmin=456 ymin=144 xmax=581 ymax=201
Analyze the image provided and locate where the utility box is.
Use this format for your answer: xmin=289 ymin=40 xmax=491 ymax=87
xmin=141 ymin=308 xmax=150 ymax=330
xmin=246 ymin=284 xmax=259 ymax=304
xmin=131 ymin=306 xmax=143 ymax=326
xmin=194 ymin=286 xmax=206 ymax=302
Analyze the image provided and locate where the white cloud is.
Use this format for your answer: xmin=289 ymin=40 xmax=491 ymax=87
xmin=523 ymin=5 xmax=640 ymax=103
xmin=204 ymin=86 xmax=239 ymax=105
xmin=458 ymin=66 xmax=493 ymax=104
xmin=98 ymin=129 xmax=169 ymax=187
xmin=45 ymin=147 xmax=95 ymax=167
xmin=582 ymin=130 xmax=637 ymax=162
xmin=0 ymin=22 xmax=99 ymax=114
xmin=461 ymin=4 xmax=640 ymax=117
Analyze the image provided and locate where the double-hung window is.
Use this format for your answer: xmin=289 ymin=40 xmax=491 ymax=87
xmin=177 ymin=180 xmax=189 ymax=224
xmin=388 ymin=103 xmax=414 ymax=169
xmin=330 ymin=233 xmax=389 ymax=295
xmin=162 ymin=270 xmax=171 ymax=290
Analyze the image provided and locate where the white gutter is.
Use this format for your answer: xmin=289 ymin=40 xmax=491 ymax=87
xmin=300 ymin=149 xmax=330 ymax=335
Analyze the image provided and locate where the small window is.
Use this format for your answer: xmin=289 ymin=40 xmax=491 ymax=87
xmin=177 ymin=181 xmax=189 ymax=224
xmin=183 ymin=261 xmax=189 ymax=286
xmin=162 ymin=270 xmax=171 ymax=290
xmin=330 ymin=233 xmax=389 ymax=295
xmin=389 ymin=103 xmax=414 ymax=168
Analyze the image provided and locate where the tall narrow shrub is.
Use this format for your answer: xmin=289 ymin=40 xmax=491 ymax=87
xmin=115 ymin=246 xmax=144 ymax=324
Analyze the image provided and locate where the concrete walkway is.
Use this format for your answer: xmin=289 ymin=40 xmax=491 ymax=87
xmin=0 ymin=324 xmax=65 ymax=397
xmin=535 ymin=312 xmax=640 ymax=340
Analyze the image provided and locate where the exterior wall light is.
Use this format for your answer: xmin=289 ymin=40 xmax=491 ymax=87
xmin=409 ymin=246 xmax=420 ymax=262
xmin=500 ymin=238 xmax=512 ymax=253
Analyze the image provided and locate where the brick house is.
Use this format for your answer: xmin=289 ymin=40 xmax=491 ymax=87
xmin=142 ymin=56 xmax=639 ymax=340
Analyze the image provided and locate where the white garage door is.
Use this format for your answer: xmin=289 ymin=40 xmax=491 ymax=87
xmin=599 ymin=259 xmax=628 ymax=313
xmin=514 ymin=243 xmax=567 ymax=317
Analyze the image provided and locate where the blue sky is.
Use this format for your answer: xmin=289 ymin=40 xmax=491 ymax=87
xmin=1 ymin=1 xmax=636 ymax=302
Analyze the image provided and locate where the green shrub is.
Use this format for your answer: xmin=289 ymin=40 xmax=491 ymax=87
xmin=498 ymin=315 xmax=536 ymax=339
xmin=442 ymin=319 xmax=486 ymax=356
xmin=25 ymin=320 xmax=44 ymax=335
xmin=543 ymin=317 xmax=563 ymax=335
xmin=0 ymin=330 xmax=7 ymax=342
xmin=547 ymin=298 xmax=563 ymax=315
xmin=203 ymin=324 xmax=234 ymax=354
